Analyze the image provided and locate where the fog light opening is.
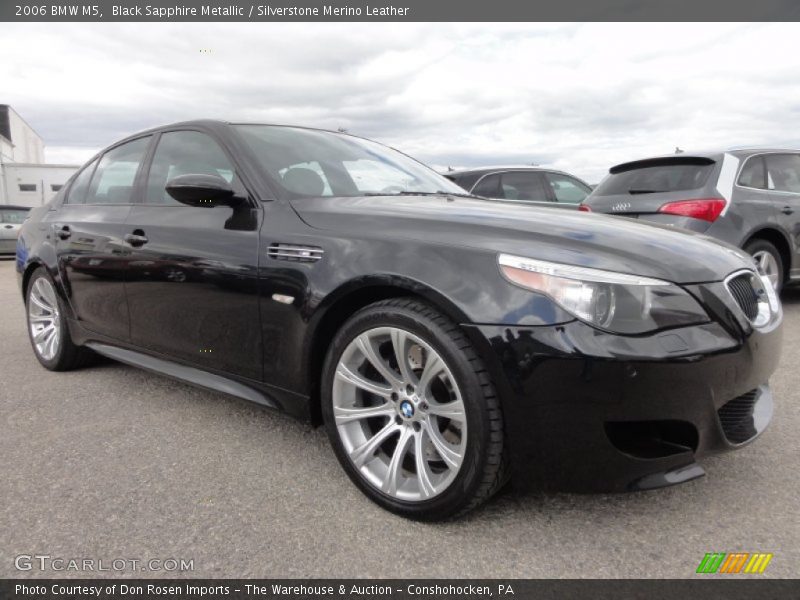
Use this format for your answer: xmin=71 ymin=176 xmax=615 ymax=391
xmin=605 ymin=420 xmax=699 ymax=459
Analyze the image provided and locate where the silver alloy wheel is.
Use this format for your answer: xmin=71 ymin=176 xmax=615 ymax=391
xmin=332 ymin=327 xmax=467 ymax=501
xmin=28 ymin=277 xmax=61 ymax=361
xmin=752 ymin=250 xmax=780 ymax=290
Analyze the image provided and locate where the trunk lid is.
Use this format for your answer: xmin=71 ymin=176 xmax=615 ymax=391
xmin=586 ymin=155 xmax=720 ymax=216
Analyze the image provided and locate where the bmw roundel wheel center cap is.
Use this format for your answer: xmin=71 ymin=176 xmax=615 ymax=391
xmin=399 ymin=399 xmax=415 ymax=419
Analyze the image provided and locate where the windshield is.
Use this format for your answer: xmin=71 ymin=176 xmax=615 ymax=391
xmin=234 ymin=125 xmax=465 ymax=199
xmin=593 ymin=160 xmax=714 ymax=196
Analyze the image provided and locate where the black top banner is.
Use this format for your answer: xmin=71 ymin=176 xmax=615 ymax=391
xmin=3 ymin=0 xmax=800 ymax=22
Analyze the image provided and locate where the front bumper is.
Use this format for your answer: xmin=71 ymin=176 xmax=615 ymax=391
xmin=465 ymin=305 xmax=782 ymax=493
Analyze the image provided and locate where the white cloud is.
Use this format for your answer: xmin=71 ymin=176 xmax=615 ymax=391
xmin=2 ymin=22 xmax=799 ymax=182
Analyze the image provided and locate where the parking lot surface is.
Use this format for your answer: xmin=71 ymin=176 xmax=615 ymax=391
xmin=1 ymin=259 xmax=798 ymax=578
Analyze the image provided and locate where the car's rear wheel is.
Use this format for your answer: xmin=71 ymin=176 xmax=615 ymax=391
xmin=321 ymin=298 xmax=507 ymax=520
xmin=26 ymin=267 xmax=90 ymax=371
xmin=745 ymin=239 xmax=783 ymax=292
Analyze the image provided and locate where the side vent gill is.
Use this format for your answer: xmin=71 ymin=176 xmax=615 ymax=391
xmin=267 ymin=243 xmax=324 ymax=263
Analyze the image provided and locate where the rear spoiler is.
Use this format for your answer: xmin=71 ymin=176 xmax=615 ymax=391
xmin=610 ymin=156 xmax=716 ymax=174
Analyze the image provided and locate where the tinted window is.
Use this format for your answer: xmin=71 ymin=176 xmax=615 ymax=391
xmin=499 ymin=172 xmax=549 ymax=202
xmin=84 ymin=137 xmax=151 ymax=205
xmin=0 ymin=208 xmax=29 ymax=223
xmin=765 ymin=154 xmax=800 ymax=193
xmin=545 ymin=173 xmax=591 ymax=204
xmin=738 ymin=156 xmax=767 ymax=189
xmin=66 ymin=159 xmax=98 ymax=204
xmin=472 ymin=174 xmax=502 ymax=197
xmin=146 ymin=131 xmax=235 ymax=205
xmin=235 ymin=125 xmax=464 ymax=198
xmin=594 ymin=160 xmax=714 ymax=196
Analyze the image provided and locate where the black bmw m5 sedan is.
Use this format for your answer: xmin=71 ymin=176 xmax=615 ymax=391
xmin=16 ymin=121 xmax=782 ymax=519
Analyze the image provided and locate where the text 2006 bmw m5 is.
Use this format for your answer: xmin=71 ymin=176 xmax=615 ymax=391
xmin=17 ymin=121 xmax=783 ymax=519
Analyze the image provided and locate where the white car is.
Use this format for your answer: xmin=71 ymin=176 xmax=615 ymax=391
xmin=0 ymin=205 xmax=30 ymax=255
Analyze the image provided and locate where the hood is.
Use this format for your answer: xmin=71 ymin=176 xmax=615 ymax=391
xmin=291 ymin=195 xmax=753 ymax=284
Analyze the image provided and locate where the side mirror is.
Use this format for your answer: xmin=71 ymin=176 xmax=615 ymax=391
xmin=165 ymin=174 xmax=242 ymax=207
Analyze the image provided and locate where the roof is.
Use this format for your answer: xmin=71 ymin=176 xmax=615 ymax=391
xmin=444 ymin=165 xmax=591 ymax=187
xmin=445 ymin=165 xmax=554 ymax=176
xmin=0 ymin=105 xmax=44 ymax=143
xmin=119 ymin=119 xmax=369 ymax=143
xmin=609 ymin=148 xmax=800 ymax=171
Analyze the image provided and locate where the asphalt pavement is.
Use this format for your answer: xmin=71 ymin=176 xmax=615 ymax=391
xmin=1 ymin=258 xmax=798 ymax=578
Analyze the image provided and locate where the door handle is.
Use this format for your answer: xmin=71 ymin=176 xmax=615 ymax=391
xmin=124 ymin=231 xmax=148 ymax=247
xmin=3 ymin=225 xmax=13 ymax=229
xmin=56 ymin=225 xmax=71 ymax=240
xmin=781 ymin=206 xmax=794 ymax=215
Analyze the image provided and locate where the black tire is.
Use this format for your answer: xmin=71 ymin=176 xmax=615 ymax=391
xmin=321 ymin=298 xmax=508 ymax=520
xmin=25 ymin=267 xmax=91 ymax=371
xmin=744 ymin=239 xmax=784 ymax=292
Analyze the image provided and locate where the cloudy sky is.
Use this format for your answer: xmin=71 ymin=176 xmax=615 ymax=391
xmin=2 ymin=22 xmax=800 ymax=182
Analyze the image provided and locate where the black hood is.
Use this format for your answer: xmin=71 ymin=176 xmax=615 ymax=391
xmin=291 ymin=195 xmax=754 ymax=284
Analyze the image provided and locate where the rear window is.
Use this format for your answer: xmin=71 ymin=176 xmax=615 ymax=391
xmin=594 ymin=158 xmax=715 ymax=196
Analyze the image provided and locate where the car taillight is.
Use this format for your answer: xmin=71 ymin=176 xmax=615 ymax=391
xmin=578 ymin=204 xmax=592 ymax=212
xmin=657 ymin=198 xmax=726 ymax=222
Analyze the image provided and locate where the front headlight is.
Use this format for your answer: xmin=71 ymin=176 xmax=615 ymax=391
xmin=498 ymin=254 xmax=709 ymax=334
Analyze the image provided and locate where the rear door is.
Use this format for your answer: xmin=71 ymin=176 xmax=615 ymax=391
xmin=764 ymin=153 xmax=800 ymax=276
xmin=53 ymin=135 xmax=152 ymax=340
xmin=124 ymin=129 xmax=263 ymax=381
xmin=732 ymin=153 xmax=776 ymax=240
xmin=585 ymin=156 xmax=719 ymax=231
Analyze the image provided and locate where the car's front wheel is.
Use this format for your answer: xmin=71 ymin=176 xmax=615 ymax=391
xmin=322 ymin=298 xmax=507 ymax=520
xmin=26 ymin=267 xmax=90 ymax=371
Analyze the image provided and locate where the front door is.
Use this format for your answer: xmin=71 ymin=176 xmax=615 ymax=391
xmin=53 ymin=135 xmax=152 ymax=340
xmin=541 ymin=171 xmax=591 ymax=209
xmin=124 ymin=129 xmax=263 ymax=381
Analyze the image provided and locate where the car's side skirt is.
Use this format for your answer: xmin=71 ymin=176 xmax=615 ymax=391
xmin=86 ymin=342 xmax=279 ymax=409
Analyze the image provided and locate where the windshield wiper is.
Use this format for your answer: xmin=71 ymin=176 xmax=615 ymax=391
xmin=363 ymin=190 xmax=483 ymax=199
xmin=627 ymin=189 xmax=666 ymax=194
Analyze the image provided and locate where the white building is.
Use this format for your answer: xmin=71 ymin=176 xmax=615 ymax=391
xmin=0 ymin=105 xmax=79 ymax=207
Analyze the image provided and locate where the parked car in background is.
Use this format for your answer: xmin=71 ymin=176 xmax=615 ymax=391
xmin=0 ymin=205 xmax=30 ymax=254
xmin=445 ymin=167 xmax=592 ymax=209
xmin=582 ymin=150 xmax=800 ymax=291
xmin=16 ymin=122 xmax=782 ymax=519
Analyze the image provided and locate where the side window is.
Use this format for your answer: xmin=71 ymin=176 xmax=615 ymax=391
xmin=765 ymin=154 xmax=800 ymax=193
xmin=65 ymin=159 xmax=99 ymax=204
xmin=472 ymin=174 xmax=502 ymax=198
xmin=544 ymin=173 xmax=591 ymax=204
xmin=146 ymin=131 xmax=236 ymax=205
xmin=738 ymin=156 xmax=767 ymax=189
xmin=499 ymin=172 xmax=550 ymax=202
xmin=84 ymin=137 xmax=151 ymax=205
